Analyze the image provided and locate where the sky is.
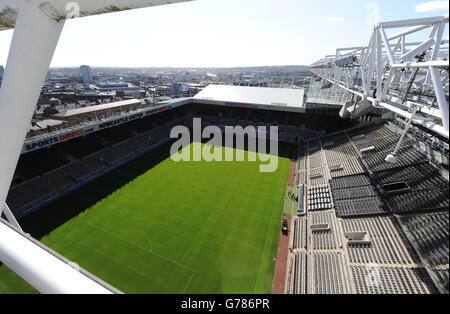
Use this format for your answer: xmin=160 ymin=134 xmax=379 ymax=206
xmin=0 ymin=0 xmax=448 ymax=68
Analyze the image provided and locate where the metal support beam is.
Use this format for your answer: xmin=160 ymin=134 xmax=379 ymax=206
xmin=2 ymin=203 xmax=22 ymax=232
xmin=400 ymin=38 xmax=435 ymax=61
xmin=311 ymin=15 xmax=449 ymax=139
xmin=379 ymin=15 xmax=448 ymax=29
xmin=429 ymin=66 xmax=449 ymax=132
xmin=386 ymin=105 xmax=419 ymax=164
xmin=0 ymin=1 xmax=65 ymax=213
xmin=391 ymin=60 xmax=449 ymax=69
xmin=376 ymin=29 xmax=383 ymax=101
xmin=1 ymin=0 xmax=193 ymax=31
xmin=316 ymin=75 xmax=449 ymax=138
xmin=379 ymin=27 xmax=395 ymax=65
xmin=0 ymin=220 xmax=112 ymax=294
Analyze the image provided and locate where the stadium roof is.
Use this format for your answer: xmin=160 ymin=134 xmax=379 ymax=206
xmin=30 ymin=119 xmax=64 ymax=131
xmin=194 ymin=85 xmax=305 ymax=111
xmin=157 ymin=97 xmax=192 ymax=106
xmin=53 ymin=99 xmax=142 ymax=118
xmin=0 ymin=0 xmax=191 ymax=31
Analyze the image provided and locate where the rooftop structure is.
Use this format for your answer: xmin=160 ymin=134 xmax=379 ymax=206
xmin=53 ymin=99 xmax=143 ymax=121
xmin=30 ymin=119 xmax=64 ymax=131
xmin=305 ymin=79 xmax=353 ymax=108
xmin=194 ymin=85 xmax=305 ymax=112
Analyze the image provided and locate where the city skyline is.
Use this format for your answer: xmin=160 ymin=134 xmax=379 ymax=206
xmin=0 ymin=0 xmax=448 ymax=68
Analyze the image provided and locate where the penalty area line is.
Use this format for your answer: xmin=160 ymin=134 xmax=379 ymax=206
xmin=80 ymin=220 xmax=196 ymax=293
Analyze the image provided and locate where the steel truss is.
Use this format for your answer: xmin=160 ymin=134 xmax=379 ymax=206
xmin=311 ymin=15 xmax=449 ymax=140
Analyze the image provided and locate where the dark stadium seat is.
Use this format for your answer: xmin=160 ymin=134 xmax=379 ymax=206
xmin=334 ymin=196 xmax=387 ymax=217
xmin=59 ymin=134 xmax=106 ymax=159
xmin=384 ymin=189 xmax=449 ymax=214
xmin=127 ymin=116 xmax=156 ymax=134
xmin=63 ymin=161 xmax=95 ymax=182
xmin=248 ymin=108 xmax=268 ymax=123
xmin=373 ymin=163 xmax=447 ymax=191
xmin=135 ymin=131 xmax=154 ymax=147
xmin=399 ymin=211 xmax=449 ymax=268
xmin=94 ymin=148 xmax=122 ymax=165
xmin=14 ymin=147 xmax=69 ymax=181
xmin=95 ymin=126 xmax=134 ymax=146
xmin=45 ymin=167 xmax=75 ymax=191
xmin=112 ymin=139 xmax=140 ymax=160
xmin=7 ymin=177 xmax=55 ymax=213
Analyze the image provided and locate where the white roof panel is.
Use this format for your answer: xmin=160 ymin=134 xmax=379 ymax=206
xmin=1 ymin=0 xmax=192 ymax=31
xmin=194 ymin=85 xmax=305 ymax=109
xmin=30 ymin=119 xmax=64 ymax=131
xmin=54 ymin=99 xmax=142 ymax=118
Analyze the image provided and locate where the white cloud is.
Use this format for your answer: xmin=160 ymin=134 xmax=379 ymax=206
xmin=415 ymin=0 xmax=449 ymax=12
xmin=327 ymin=17 xmax=344 ymax=23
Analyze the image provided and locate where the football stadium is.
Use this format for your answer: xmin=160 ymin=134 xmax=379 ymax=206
xmin=0 ymin=0 xmax=449 ymax=296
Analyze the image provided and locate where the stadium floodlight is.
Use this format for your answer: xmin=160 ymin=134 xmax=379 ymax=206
xmin=0 ymin=0 xmax=192 ymax=294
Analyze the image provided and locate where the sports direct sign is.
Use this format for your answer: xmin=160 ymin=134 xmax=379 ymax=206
xmin=21 ymin=104 xmax=180 ymax=154
xmin=23 ymin=129 xmax=89 ymax=153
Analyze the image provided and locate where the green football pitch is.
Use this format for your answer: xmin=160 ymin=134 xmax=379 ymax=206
xmin=0 ymin=142 xmax=291 ymax=294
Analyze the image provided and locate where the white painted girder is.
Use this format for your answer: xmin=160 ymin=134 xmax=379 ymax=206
xmin=1 ymin=0 xmax=192 ymax=31
xmin=311 ymin=15 xmax=449 ymax=138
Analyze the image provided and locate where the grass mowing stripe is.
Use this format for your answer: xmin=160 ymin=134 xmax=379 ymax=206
xmin=253 ymin=165 xmax=288 ymax=293
xmin=80 ymin=220 xmax=197 ymax=294
xmin=81 ymin=220 xmax=195 ymax=273
xmin=0 ymin=143 xmax=290 ymax=294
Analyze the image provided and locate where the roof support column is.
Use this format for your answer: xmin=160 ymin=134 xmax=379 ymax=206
xmin=429 ymin=66 xmax=449 ymax=133
xmin=2 ymin=203 xmax=22 ymax=232
xmin=0 ymin=0 xmax=65 ymax=210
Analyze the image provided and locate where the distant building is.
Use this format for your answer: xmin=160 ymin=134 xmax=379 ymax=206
xmin=187 ymin=87 xmax=200 ymax=97
xmin=0 ymin=65 xmax=3 ymax=87
xmin=177 ymin=72 xmax=194 ymax=82
xmin=155 ymin=86 xmax=171 ymax=96
xmin=170 ymin=83 xmax=183 ymax=98
xmin=80 ymin=65 xmax=93 ymax=85
xmin=45 ymin=71 xmax=51 ymax=82
xmin=96 ymin=83 xmax=145 ymax=97
xmin=96 ymin=83 xmax=129 ymax=90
